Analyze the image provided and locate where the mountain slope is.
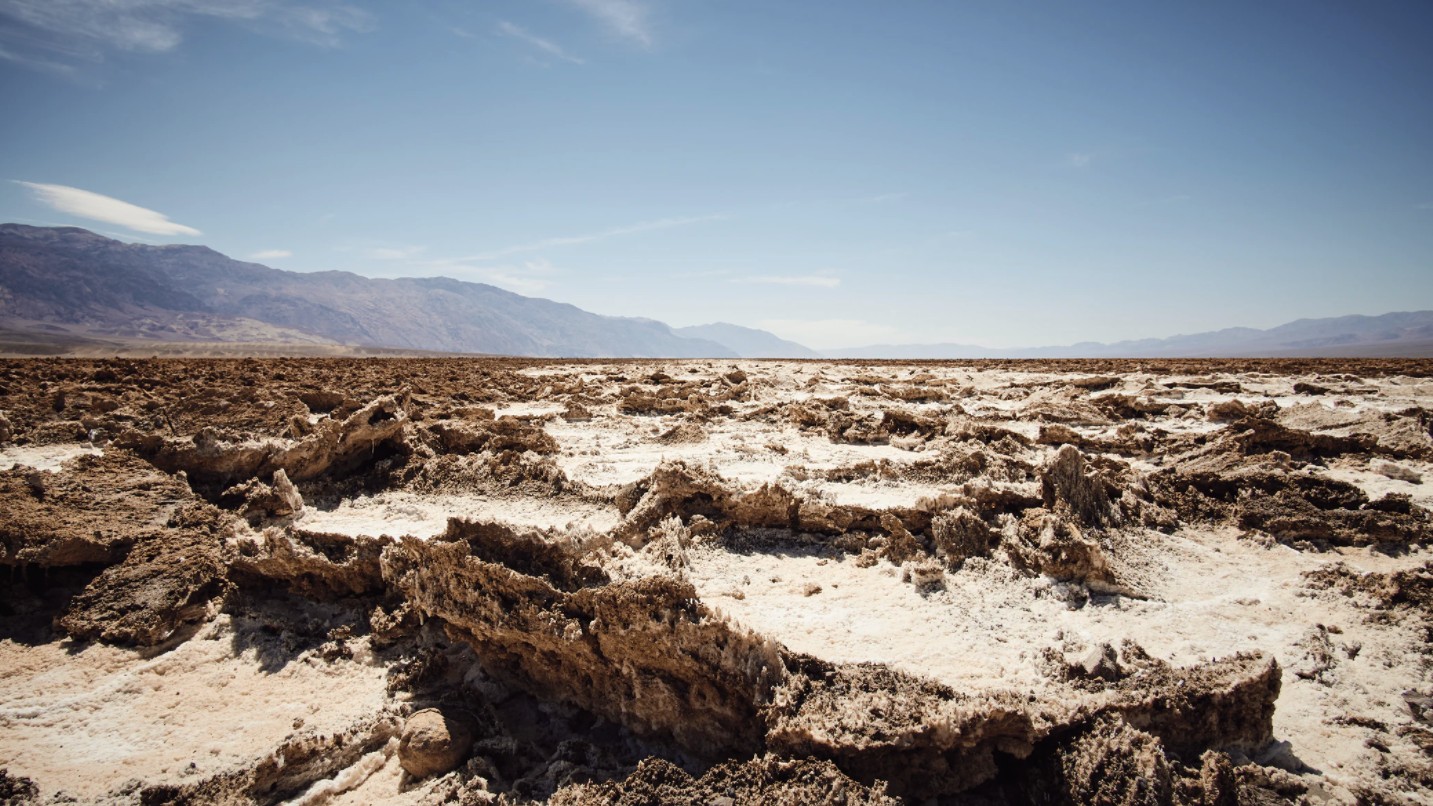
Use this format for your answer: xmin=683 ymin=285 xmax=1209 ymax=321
xmin=825 ymin=311 xmax=1433 ymax=359
xmin=674 ymin=323 xmax=820 ymax=358
xmin=0 ymin=224 xmax=734 ymax=358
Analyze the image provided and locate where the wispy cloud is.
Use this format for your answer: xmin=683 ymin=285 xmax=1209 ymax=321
xmin=249 ymin=249 xmax=292 ymax=260
xmin=1417 ymin=202 xmax=1433 ymax=211
xmin=364 ymin=245 xmax=426 ymax=260
xmin=14 ymin=181 xmax=200 ymax=236
xmin=451 ymin=214 xmax=725 ymax=262
xmin=568 ymin=0 xmax=651 ymax=46
xmin=0 ymin=0 xmax=372 ymax=71
xmin=734 ymin=274 xmax=841 ymax=288
xmin=427 ymin=258 xmax=559 ymax=295
xmin=1067 ymin=152 xmax=1094 ymax=169
xmin=759 ymin=318 xmax=901 ymax=350
xmin=496 ymin=20 xmax=583 ymax=64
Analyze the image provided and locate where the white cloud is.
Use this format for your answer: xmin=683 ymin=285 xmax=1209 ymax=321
xmin=568 ymin=0 xmax=651 ymax=46
xmin=760 ymin=318 xmax=902 ymax=350
xmin=14 ymin=181 xmax=200 ymax=236
xmin=0 ymin=0 xmax=371 ymax=70
xmin=496 ymin=20 xmax=583 ymax=64
xmin=1067 ymin=152 xmax=1094 ymax=169
xmin=453 ymin=214 xmax=725 ymax=261
xmin=249 ymin=249 xmax=291 ymax=260
xmin=735 ymin=275 xmax=841 ymax=288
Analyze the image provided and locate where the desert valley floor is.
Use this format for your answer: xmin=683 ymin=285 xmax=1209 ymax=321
xmin=1 ymin=357 xmax=1430 ymax=805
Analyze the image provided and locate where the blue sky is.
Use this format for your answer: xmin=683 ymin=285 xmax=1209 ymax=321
xmin=2 ymin=1 xmax=1430 ymax=349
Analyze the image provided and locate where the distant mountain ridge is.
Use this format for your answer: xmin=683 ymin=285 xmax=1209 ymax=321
xmin=2 ymin=224 xmax=1428 ymax=358
xmin=823 ymin=311 xmax=1433 ymax=359
xmin=0 ymin=224 xmax=735 ymax=358
xmin=674 ymin=323 xmax=821 ymax=358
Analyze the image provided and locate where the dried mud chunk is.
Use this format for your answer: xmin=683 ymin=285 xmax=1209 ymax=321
xmin=656 ymin=421 xmax=707 ymax=444
xmin=930 ymin=506 xmax=996 ymax=569
xmin=1055 ymin=715 xmax=1172 ymax=806
xmin=1231 ymin=416 xmax=1376 ymax=460
xmin=428 ymin=415 xmax=558 ymax=455
xmin=57 ymin=509 xmax=228 ymax=645
xmin=442 ymin=519 xmax=609 ymax=591
xmin=118 ymin=392 xmax=409 ymax=485
xmin=1041 ymin=445 xmax=1117 ymax=528
xmin=1070 ymin=375 xmax=1121 ymax=391
xmin=1109 ymin=653 xmax=1280 ymax=759
xmin=1290 ymin=626 xmax=1338 ymax=682
xmin=0 ymin=769 xmax=38 ymax=804
xmin=1373 ymin=460 xmax=1422 ymax=483
xmin=1095 ymin=394 xmax=1170 ymax=420
xmin=765 ymin=661 xmax=1032 ymax=798
xmin=880 ymin=408 xmax=942 ymax=439
xmin=616 ymin=462 xmax=801 ymax=539
xmin=560 ymin=402 xmax=593 ymax=422
xmin=0 ymin=451 xmax=194 ymax=568
xmin=383 ymin=537 xmax=784 ymax=758
xmin=878 ymin=512 xmax=923 ymax=564
xmin=222 ymin=467 xmax=304 ymax=523
xmin=399 ymin=708 xmax=476 ymax=779
xmin=1237 ymin=490 xmax=1428 ymax=547
xmin=1207 ymin=399 xmax=1260 ymax=422
xmin=901 ymin=558 xmax=946 ymax=592
xmin=230 ymin=528 xmax=388 ymax=598
xmin=550 ymin=756 xmax=899 ymax=806
xmin=1006 ymin=510 xmax=1113 ymax=587
xmin=1037 ymin=423 xmax=1092 ymax=447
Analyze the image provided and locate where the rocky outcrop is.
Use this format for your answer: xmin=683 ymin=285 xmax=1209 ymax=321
xmin=398 ymin=709 xmax=475 ymax=779
xmin=118 ymin=393 xmax=410 ymax=486
xmin=550 ymin=756 xmax=899 ymax=805
xmin=56 ymin=503 xmax=229 ymax=645
xmin=1041 ymin=444 xmax=1117 ymax=528
xmin=229 ymin=528 xmax=390 ymax=599
xmin=765 ymin=652 xmax=1280 ymax=799
xmin=0 ymin=451 xmax=194 ymax=568
xmin=381 ymin=526 xmax=786 ymax=759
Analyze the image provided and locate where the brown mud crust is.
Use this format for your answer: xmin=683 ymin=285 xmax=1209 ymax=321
xmin=0 ymin=357 xmax=1430 ymax=804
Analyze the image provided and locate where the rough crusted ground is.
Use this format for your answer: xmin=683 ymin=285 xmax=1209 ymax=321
xmin=0 ymin=357 xmax=1430 ymax=805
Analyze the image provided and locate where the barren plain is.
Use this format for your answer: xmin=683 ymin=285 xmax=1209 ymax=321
xmin=1 ymin=357 xmax=1430 ymax=805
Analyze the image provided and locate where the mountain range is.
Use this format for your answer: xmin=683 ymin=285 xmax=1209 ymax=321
xmin=825 ymin=311 xmax=1433 ymax=359
xmin=0 ymin=224 xmax=733 ymax=358
xmin=1 ymin=224 xmax=1429 ymax=359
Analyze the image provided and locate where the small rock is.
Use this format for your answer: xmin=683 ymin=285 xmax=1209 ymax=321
xmin=1076 ymin=643 xmax=1122 ymax=681
xmin=1373 ymin=460 xmax=1422 ymax=484
xmin=1406 ymin=691 xmax=1433 ymax=725
xmin=399 ymin=708 xmax=475 ymax=779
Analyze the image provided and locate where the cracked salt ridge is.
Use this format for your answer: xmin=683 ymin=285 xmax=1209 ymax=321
xmin=0 ymin=442 xmax=102 ymax=472
xmin=297 ymin=491 xmax=620 ymax=538
xmin=687 ymin=527 xmax=1431 ymax=802
xmin=0 ymin=614 xmax=389 ymax=803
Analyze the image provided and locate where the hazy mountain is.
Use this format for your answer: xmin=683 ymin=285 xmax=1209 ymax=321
xmin=825 ymin=311 xmax=1433 ymax=359
xmin=0 ymin=225 xmax=734 ymax=358
xmin=674 ymin=322 xmax=820 ymax=358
